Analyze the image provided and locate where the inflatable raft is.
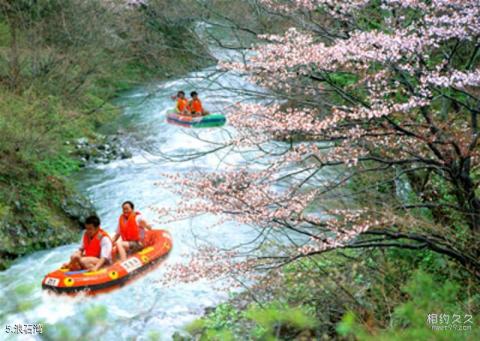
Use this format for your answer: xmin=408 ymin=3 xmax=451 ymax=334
xmin=166 ymin=110 xmax=226 ymax=128
xmin=42 ymin=229 xmax=172 ymax=295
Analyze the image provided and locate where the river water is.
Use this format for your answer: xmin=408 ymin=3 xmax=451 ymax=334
xmin=0 ymin=40 xmax=273 ymax=339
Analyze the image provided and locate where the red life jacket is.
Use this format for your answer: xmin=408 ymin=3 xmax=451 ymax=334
xmin=83 ymin=228 xmax=111 ymax=258
xmin=119 ymin=211 xmax=142 ymax=242
xmin=177 ymin=98 xmax=190 ymax=112
xmin=190 ymin=99 xmax=203 ymax=113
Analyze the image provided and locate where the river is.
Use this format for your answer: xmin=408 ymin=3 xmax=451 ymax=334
xmin=0 ymin=37 xmax=271 ymax=339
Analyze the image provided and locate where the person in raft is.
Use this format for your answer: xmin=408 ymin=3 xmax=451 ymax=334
xmin=171 ymin=90 xmax=191 ymax=115
xmin=64 ymin=215 xmax=113 ymax=271
xmin=189 ymin=91 xmax=210 ymax=117
xmin=112 ymin=201 xmax=152 ymax=261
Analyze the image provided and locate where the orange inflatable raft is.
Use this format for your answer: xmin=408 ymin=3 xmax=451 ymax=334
xmin=42 ymin=229 xmax=172 ymax=295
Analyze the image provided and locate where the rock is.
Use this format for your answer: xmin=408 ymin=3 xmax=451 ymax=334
xmin=60 ymin=193 xmax=96 ymax=227
xmin=76 ymin=137 xmax=89 ymax=145
xmin=172 ymin=331 xmax=192 ymax=341
xmin=204 ymin=306 xmax=215 ymax=315
xmin=121 ymin=150 xmax=132 ymax=159
xmin=90 ymin=149 xmax=101 ymax=158
xmin=92 ymin=133 xmax=105 ymax=141
xmin=14 ymin=201 xmax=22 ymax=210
xmin=70 ymin=133 xmax=132 ymax=165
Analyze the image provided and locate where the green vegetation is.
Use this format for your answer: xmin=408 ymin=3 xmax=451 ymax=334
xmin=183 ymin=249 xmax=479 ymax=340
xmin=338 ymin=270 xmax=479 ymax=340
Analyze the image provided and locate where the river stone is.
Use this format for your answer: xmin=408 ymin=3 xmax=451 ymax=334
xmin=76 ymin=137 xmax=89 ymax=145
xmin=60 ymin=194 xmax=96 ymax=227
xmin=70 ymin=133 xmax=132 ymax=165
xmin=121 ymin=151 xmax=132 ymax=159
xmin=203 ymin=306 xmax=215 ymax=315
xmin=172 ymin=331 xmax=191 ymax=341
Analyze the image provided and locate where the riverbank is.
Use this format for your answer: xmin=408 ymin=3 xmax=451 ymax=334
xmin=0 ymin=1 xmax=215 ymax=270
xmin=180 ymin=248 xmax=479 ymax=340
